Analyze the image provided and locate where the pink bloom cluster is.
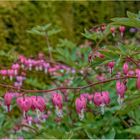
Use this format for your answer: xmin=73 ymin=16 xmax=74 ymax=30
xmin=4 ymin=94 xmax=47 ymax=127
xmin=89 ymin=24 xmax=126 ymax=37
xmin=75 ymin=92 xmax=110 ymax=119
xmin=75 ymin=62 xmax=140 ymax=119
xmin=3 ymin=91 xmax=64 ymax=125
xmin=110 ymin=26 xmax=126 ymax=37
xmin=0 ymin=53 xmax=75 ymax=89
xmin=4 ymin=92 xmax=46 ymax=114
xmin=1 ymin=48 xmax=140 ymax=125
xmin=18 ymin=55 xmax=74 ymax=74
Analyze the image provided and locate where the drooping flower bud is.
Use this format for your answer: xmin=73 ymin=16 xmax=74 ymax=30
xmin=123 ymin=62 xmax=129 ymax=75
xmin=93 ymin=92 xmax=102 ymax=107
xmin=93 ymin=92 xmax=110 ymax=106
xmin=87 ymin=94 xmax=93 ymax=103
xmin=7 ymin=69 xmax=15 ymax=80
xmin=119 ymin=26 xmax=126 ymax=37
xmin=107 ymin=61 xmax=115 ymax=69
xmin=107 ymin=61 xmax=115 ymax=73
xmin=136 ymin=69 xmax=140 ymax=90
xmin=4 ymin=92 xmax=14 ymax=112
xmin=101 ymin=24 xmax=106 ymax=32
xmin=25 ymin=59 xmax=34 ymax=71
xmin=110 ymin=27 xmax=115 ymax=37
xmin=52 ymin=93 xmax=63 ymax=117
xmin=101 ymin=91 xmax=110 ymax=105
xmin=11 ymin=63 xmax=20 ymax=75
xmin=93 ymin=91 xmax=110 ymax=114
xmin=43 ymin=63 xmax=50 ymax=74
xmin=116 ymin=81 xmax=126 ymax=105
xmin=75 ymin=97 xmax=86 ymax=120
xmin=0 ymin=70 xmax=7 ymax=79
xmin=19 ymin=55 xmax=26 ymax=68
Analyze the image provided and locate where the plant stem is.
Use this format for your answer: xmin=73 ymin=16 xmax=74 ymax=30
xmin=45 ymin=34 xmax=53 ymax=61
xmin=0 ymin=76 xmax=136 ymax=94
xmin=127 ymin=57 xmax=139 ymax=67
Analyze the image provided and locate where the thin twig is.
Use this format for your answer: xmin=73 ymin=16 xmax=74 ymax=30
xmin=0 ymin=76 xmax=136 ymax=94
xmin=127 ymin=57 xmax=139 ymax=67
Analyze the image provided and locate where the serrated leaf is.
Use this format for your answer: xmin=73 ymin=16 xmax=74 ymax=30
xmin=127 ymin=11 xmax=137 ymax=18
xmin=111 ymin=11 xmax=140 ymax=28
xmin=27 ymin=29 xmax=45 ymax=36
xmin=41 ymin=23 xmax=52 ymax=31
xmin=47 ymin=29 xmax=61 ymax=36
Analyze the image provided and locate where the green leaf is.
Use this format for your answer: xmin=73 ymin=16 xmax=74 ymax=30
xmin=27 ymin=29 xmax=45 ymax=36
xmin=127 ymin=11 xmax=137 ymax=18
xmin=125 ymin=126 xmax=140 ymax=134
xmin=47 ymin=29 xmax=61 ymax=36
xmin=111 ymin=11 xmax=140 ymax=27
xmin=105 ymin=128 xmax=116 ymax=139
xmin=62 ymin=131 xmax=73 ymax=139
xmin=41 ymin=23 xmax=52 ymax=31
xmin=84 ymin=129 xmax=94 ymax=139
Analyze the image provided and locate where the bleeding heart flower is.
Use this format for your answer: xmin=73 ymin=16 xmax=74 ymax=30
xmin=93 ymin=91 xmax=110 ymax=114
xmin=75 ymin=97 xmax=87 ymax=120
xmin=0 ymin=70 xmax=7 ymax=79
xmin=116 ymin=81 xmax=126 ymax=105
xmin=110 ymin=27 xmax=115 ymax=37
xmin=52 ymin=93 xmax=63 ymax=117
xmin=119 ymin=26 xmax=126 ymax=37
xmin=16 ymin=96 xmax=32 ymax=118
xmin=107 ymin=61 xmax=115 ymax=73
xmin=123 ymin=62 xmax=129 ymax=75
xmin=4 ymin=92 xmax=14 ymax=112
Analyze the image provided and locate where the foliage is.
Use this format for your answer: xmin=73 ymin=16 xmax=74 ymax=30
xmin=0 ymin=1 xmax=140 ymax=139
xmin=112 ymin=11 xmax=140 ymax=27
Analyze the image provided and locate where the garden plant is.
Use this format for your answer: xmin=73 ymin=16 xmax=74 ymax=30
xmin=0 ymin=10 xmax=140 ymax=139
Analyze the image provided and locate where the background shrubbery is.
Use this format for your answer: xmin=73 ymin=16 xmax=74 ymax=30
xmin=0 ymin=1 xmax=140 ymax=51
xmin=0 ymin=1 xmax=140 ymax=139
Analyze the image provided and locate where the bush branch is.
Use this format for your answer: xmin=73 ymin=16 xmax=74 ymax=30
xmin=0 ymin=75 xmax=136 ymax=94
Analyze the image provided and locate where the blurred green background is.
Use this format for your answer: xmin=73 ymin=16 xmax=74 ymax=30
xmin=0 ymin=1 xmax=140 ymax=139
xmin=0 ymin=1 xmax=139 ymax=58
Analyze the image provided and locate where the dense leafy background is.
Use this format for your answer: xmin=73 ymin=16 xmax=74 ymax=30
xmin=0 ymin=1 xmax=140 ymax=139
